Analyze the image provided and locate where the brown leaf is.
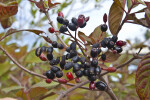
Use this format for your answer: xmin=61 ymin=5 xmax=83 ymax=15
xmin=48 ymin=0 xmax=60 ymax=9
xmin=135 ymin=52 xmax=150 ymax=100
xmin=108 ymin=0 xmax=126 ymax=35
xmin=145 ymin=9 xmax=150 ymax=27
xmin=78 ymin=31 xmax=93 ymax=44
xmin=89 ymin=25 xmax=107 ymax=43
xmin=1 ymin=17 xmax=13 ymax=29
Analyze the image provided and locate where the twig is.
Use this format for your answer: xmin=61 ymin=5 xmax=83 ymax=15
xmin=56 ymin=80 xmax=90 ymax=100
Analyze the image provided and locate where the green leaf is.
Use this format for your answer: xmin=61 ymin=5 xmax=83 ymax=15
xmin=0 ymin=62 xmax=10 ymax=76
xmin=31 ymin=81 xmax=59 ymax=88
xmin=88 ymin=25 xmax=107 ymax=43
xmin=29 ymin=87 xmax=48 ymax=99
xmin=108 ymin=0 xmax=126 ymax=35
xmin=2 ymin=86 xmax=24 ymax=93
xmin=135 ymin=52 xmax=150 ymax=100
xmin=127 ymin=0 xmax=132 ymax=9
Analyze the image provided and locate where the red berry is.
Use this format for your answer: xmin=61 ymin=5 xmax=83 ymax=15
xmin=66 ymin=72 xmax=74 ymax=80
xmin=46 ymin=79 xmax=52 ymax=83
xmin=39 ymin=53 xmax=47 ymax=61
xmin=85 ymin=16 xmax=90 ymax=22
xmin=89 ymin=81 xmax=95 ymax=90
xmin=58 ymin=11 xmax=64 ymax=18
xmin=77 ymin=15 xmax=85 ymax=26
xmin=107 ymin=67 xmax=116 ymax=72
xmin=48 ymin=27 xmax=55 ymax=33
xmin=57 ymin=78 xmax=68 ymax=84
xmin=103 ymin=13 xmax=107 ymax=23
xmin=116 ymin=40 xmax=126 ymax=46
xmin=75 ymin=77 xmax=81 ymax=83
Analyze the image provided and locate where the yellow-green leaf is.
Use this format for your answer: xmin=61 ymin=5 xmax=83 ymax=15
xmin=2 ymin=86 xmax=24 ymax=93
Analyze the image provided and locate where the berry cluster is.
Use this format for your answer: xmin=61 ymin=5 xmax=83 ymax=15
xmin=57 ymin=12 xmax=89 ymax=32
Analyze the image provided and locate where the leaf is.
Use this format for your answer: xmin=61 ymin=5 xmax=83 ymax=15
xmin=48 ymin=0 xmax=60 ymax=8
xmin=89 ymin=25 xmax=107 ymax=43
xmin=113 ymin=0 xmax=122 ymax=8
xmin=2 ymin=86 xmax=24 ymax=93
xmin=16 ymin=90 xmax=27 ymax=100
xmin=1 ymin=17 xmax=13 ymax=29
xmin=101 ymin=51 xmax=121 ymax=63
xmin=78 ymin=31 xmax=93 ymax=44
xmin=135 ymin=52 xmax=150 ymax=100
xmin=145 ymin=2 xmax=150 ymax=11
xmin=108 ymin=0 xmax=126 ymax=35
xmin=0 ymin=62 xmax=10 ymax=76
xmin=31 ymin=81 xmax=59 ymax=88
xmin=127 ymin=0 xmax=132 ymax=9
xmin=29 ymin=87 xmax=48 ymax=99
xmin=0 ymin=1 xmax=18 ymax=20
xmin=145 ymin=9 xmax=150 ymax=27
xmin=0 ymin=55 xmax=7 ymax=63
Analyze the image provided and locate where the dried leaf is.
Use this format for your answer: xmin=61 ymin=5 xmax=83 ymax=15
xmin=135 ymin=52 xmax=150 ymax=100
xmin=48 ymin=0 xmax=60 ymax=9
xmin=78 ymin=31 xmax=93 ymax=44
xmin=108 ymin=0 xmax=126 ymax=35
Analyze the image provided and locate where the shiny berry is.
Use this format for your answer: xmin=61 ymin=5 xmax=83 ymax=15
xmin=116 ymin=40 xmax=126 ymax=46
xmin=70 ymin=50 xmax=77 ymax=58
xmin=71 ymin=17 xmax=78 ymax=26
xmin=88 ymin=75 xmax=97 ymax=81
xmin=52 ymin=41 xmax=58 ymax=48
xmin=57 ymin=43 xmax=64 ymax=49
xmin=79 ymin=22 xmax=86 ymax=28
xmin=114 ymin=46 xmax=122 ymax=53
xmin=92 ymin=43 xmax=99 ymax=48
xmin=98 ymin=49 xmax=101 ymax=54
xmin=95 ymin=66 xmax=101 ymax=75
xmin=108 ymin=41 xmax=115 ymax=49
xmin=63 ymin=19 xmax=69 ymax=26
xmin=83 ymin=69 xmax=89 ymax=76
xmin=90 ymin=48 xmax=98 ymax=58
xmin=100 ymin=40 xmax=106 ymax=48
xmin=46 ymin=79 xmax=52 ymax=83
xmin=59 ymin=25 xmax=68 ymax=33
xmin=70 ymin=42 xmax=76 ymax=50
xmin=73 ymin=63 xmax=81 ymax=72
xmin=72 ymin=56 xmax=80 ymax=63
xmin=95 ymin=81 xmax=107 ymax=91
xmin=84 ymin=62 xmax=91 ymax=68
xmin=88 ymin=67 xmax=95 ymax=75
xmin=80 ymin=57 xmax=86 ymax=64
xmin=66 ymin=53 xmax=71 ymax=60
xmin=47 ymin=53 xmax=53 ymax=61
xmin=66 ymin=47 xmax=70 ymax=52
xmin=47 ymin=47 xmax=53 ymax=54
xmin=101 ymin=54 xmax=106 ymax=61
xmin=58 ymin=11 xmax=64 ymax=18
xmin=57 ymin=78 xmax=68 ymax=84
xmin=35 ymin=47 xmax=41 ymax=57
xmin=68 ymin=23 xmax=77 ymax=31
xmin=66 ymin=72 xmax=74 ymax=80
xmin=101 ymin=24 xmax=107 ymax=32
xmin=41 ymin=46 xmax=47 ymax=52
xmin=56 ymin=71 xmax=63 ymax=78
xmin=111 ymin=35 xmax=118 ymax=43
xmin=48 ymin=27 xmax=55 ymax=33
xmin=51 ymin=66 xmax=60 ymax=73
xmin=57 ymin=16 xmax=64 ymax=24
xmin=75 ymin=70 xmax=83 ymax=77
xmin=45 ymin=70 xmax=55 ymax=79
xmin=64 ymin=62 xmax=74 ymax=70
xmin=91 ymin=59 xmax=98 ymax=67
xmin=39 ymin=53 xmax=47 ymax=61
xmin=89 ymin=81 xmax=95 ymax=90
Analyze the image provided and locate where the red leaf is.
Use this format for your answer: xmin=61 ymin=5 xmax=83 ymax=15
xmin=48 ymin=0 xmax=60 ymax=9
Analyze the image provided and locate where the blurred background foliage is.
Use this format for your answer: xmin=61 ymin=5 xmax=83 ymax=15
xmin=0 ymin=0 xmax=149 ymax=100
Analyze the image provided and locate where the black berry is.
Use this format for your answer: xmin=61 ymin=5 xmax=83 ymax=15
xmin=59 ymin=25 xmax=68 ymax=33
xmin=114 ymin=46 xmax=122 ymax=53
xmin=70 ymin=42 xmax=76 ymax=50
xmin=68 ymin=23 xmax=77 ymax=31
xmin=64 ymin=62 xmax=74 ymax=70
xmin=101 ymin=54 xmax=106 ymax=61
xmin=95 ymin=81 xmax=107 ymax=91
xmin=63 ymin=19 xmax=69 ymax=26
xmin=91 ymin=59 xmax=98 ymax=67
xmin=51 ymin=66 xmax=60 ymax=73
xmin=72 ymin=56 xmax=80 ymax=63
xmin=47 ymin=47 xmax=53 ymax=54
xmin=80 ymin=57 xmax=86 ymax=64
xmin=90 ymin=48 xmax=98 ymax=58
xmin=111 ymin=35 xmax=118 ymax=43
xmin=52 ymin=41 xmax=58 ymax=48
xmin=88 ymin=67 xmax=95 ymax=75
xmin=47 ymin=53 xmax=53 ymax=60
xmin=35 ymin=47 xmax=42 ymax=57
xmin=57 ymin=16 xmax=64 ymax=24
xmin=66 ymin=47 xmax=70 ymax=52
xmin=71 ymin=17 xmax=78 ymax=26
xmin=88 ymin=75 xmax=97 ymax=81
xmin=101 ymin=24 xmax=107 ymax=32
xmin=57 ymin=43 xmax=64 ymax=49
xmin=56 ymin=71 xmax=63 ymax=78
xmin=95 ymin=66 xmax=101 ymax=75
xmin=45 ymin=70 xmax=55 ymax=79
xmin=73 ymin=63 xmax=81 ymax=72
xmin=92 ymin=43 xmax=99 ymax=48
xmin=75 ymin=70 xmax=83 ymax=77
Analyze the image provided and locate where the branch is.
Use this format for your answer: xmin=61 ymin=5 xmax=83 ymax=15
xmin=56 ymin=80 xmax=90 ymax=100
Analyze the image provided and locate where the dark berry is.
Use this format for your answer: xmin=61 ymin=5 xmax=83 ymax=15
xmin=114 ymin=46 xmax=122 ymax=53
xmin=84 ymin=62 xmax=91 ymax=68
xmin=66 ymin=72 xmax=74 ymax=80
xmin=46 ymin=79 xmax=52 ymax=83
xmin=108 ymin=41 xmax=115 ymax=49
xmin=95 ymin=81 xmax=107 ymax=91
xmin=80 ymin=57 xmax=86 ymax=64
xmin=66 ymin=47 xmax=70 ymax=52
xmin=98 ymin=49 xmax=101 ymax=55
xmin=88 ymin=75 xmax=97 ymax=81
xmin=91 ymin=59 xmax=98 ymax=67
xmin=71 ymin=17 xmax=78 ymax=26
xmin=75 ymin=70 xmax=83 ymax=77
xmin=70 ymin=50 xmax=77 ymax=58
xmin=57 ymin=78 xmax=68 ymax=84
xmin=73 ymin=63 xmax=81 ymax=72
xmin=47 ymin=47 xmax=53 ymax=54
xmin=58 ymin=11 xmax=64 ymax=18
xmin=41 ymin=46 xmax=47 ymax=52
xmin=51 ymin=66 xmax=60 ymax=73
xmin=35 ymin=47 xmax=41 ymax=57
xmin=70 ymin=42 xmax=76 ymax=50
xmin=45 ymin=70 xmax=55 ymax=79
xmin=103 ymin=38 xmax=111 ymax=46
xmin=48 ymin=27 xmax=55 ymax=33
xmin=101 ymin=54 xmax=106 ymax=61
xmin=111 ymin=35 xmax=118 ymax=43
xmin=79 ymin=22 xmax=86 ymax=28
xmin=90 ymin=48 xmax=98 ymax=58
xmin=100 ymin=40 xmax=106 ymax=48
xmin=57 ymin=16 xmax=64 ymax=24
xmin=68 ymin=23 xmax=77 ymax=31
xmin=92 ymin=43 xmax=99 ymax=48
xmin=89 ymin=81 xmax=95 ymax=90
xmin=116 ymin=40 xmax=126 ymax=46
xmin=57 ymin=43 xmax=64 ymax=49
xmin=52 ymin=41 xmax=58 ymax=48
xmin=60 ymin=61 xmax=65 ymax=69
xmin=50 ymin=58 xmax=59 ymax=65
xmin=66 ymin=53 xmax=71 ymax=60
xmin=72 ymin=56 xmax=80 ymax=63
xmin=95 ymin=66 xmax=101 ymax=75
xmin=83 ymin=69 xmax=89 ymax=76
xmin=101 ymin=24 xmax=107 ymax=32
xmin=64 ymin=62 xmax=74 ymax=70
xmin=88 ymin=67 xmax=95 ymax=75
xmin=56 ymin=71 xmax=63 ymax=78
xmin=47 ymin=53 xmax=53 ymax=61
xmin=59 ymin=25 xmax=68 ymax=33
xmin=56 ymin=57 xmax=60 ymax=64
xmin=63 ymin=19 xmax=69 ymax=26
